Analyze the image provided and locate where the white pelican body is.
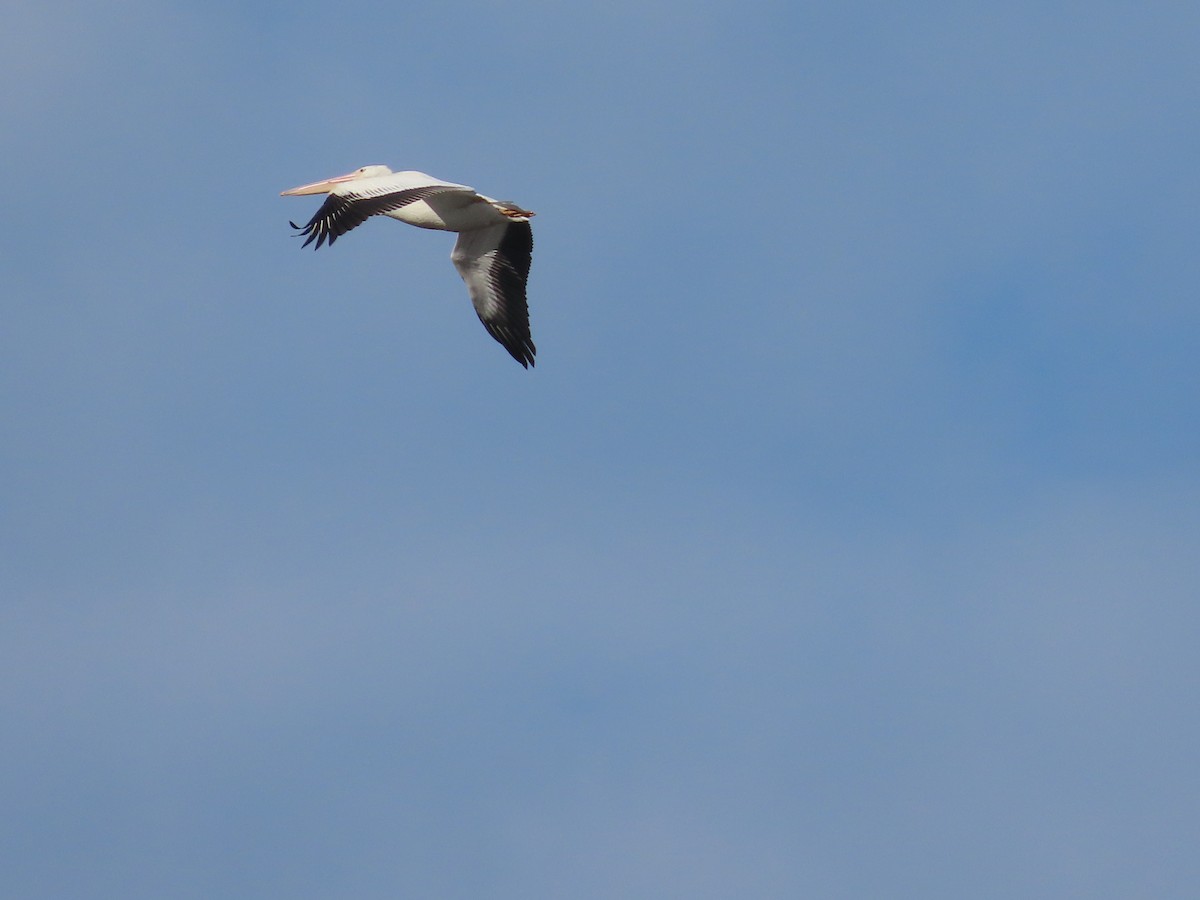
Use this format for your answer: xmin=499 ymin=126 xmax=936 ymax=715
xmin=282 ymin=165 xmax=536 ymax=367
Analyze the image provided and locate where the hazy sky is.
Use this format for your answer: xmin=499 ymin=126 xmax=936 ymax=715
xmin=3 ymin=2 xmax=1199 ymax=897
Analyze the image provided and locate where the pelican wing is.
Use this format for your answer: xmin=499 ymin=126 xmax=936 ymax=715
xmin=290 ymin=185 xmax=462 ymax=249
xmin=451 ymin=222 xmax=535 ymax=368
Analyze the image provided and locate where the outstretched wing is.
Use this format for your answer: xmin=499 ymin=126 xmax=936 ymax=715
xmin=290 ymin=185 xmax=460 ymax=249
xmin=451 ymin=222 xmax=536 ymax=368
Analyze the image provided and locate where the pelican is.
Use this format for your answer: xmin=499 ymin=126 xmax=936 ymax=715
xmin=282 ymin=165 xmax=536 ymax=367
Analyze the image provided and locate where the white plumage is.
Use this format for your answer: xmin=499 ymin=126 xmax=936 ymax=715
xmin=282 ymin=165 xmax=536 ymax=367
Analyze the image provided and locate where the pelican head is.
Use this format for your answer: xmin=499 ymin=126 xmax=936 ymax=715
xmin=280 ymin=165 xmax=393 ymax=196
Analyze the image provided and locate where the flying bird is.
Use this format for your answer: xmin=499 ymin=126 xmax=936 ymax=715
xmin=282 ymin=166 xmax=536 ymax=367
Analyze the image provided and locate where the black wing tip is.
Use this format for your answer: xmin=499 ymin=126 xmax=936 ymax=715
xmin=288 ymin=220 xmax=322 ymax=249
xmin=486 ymin=325 xmax=536 ymax=368
xmin=501 ymin=340 xmax=536 ymax=369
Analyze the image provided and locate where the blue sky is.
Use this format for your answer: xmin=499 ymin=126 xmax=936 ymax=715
xmin=3 ymin=1 xmax=1198 ymax=897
